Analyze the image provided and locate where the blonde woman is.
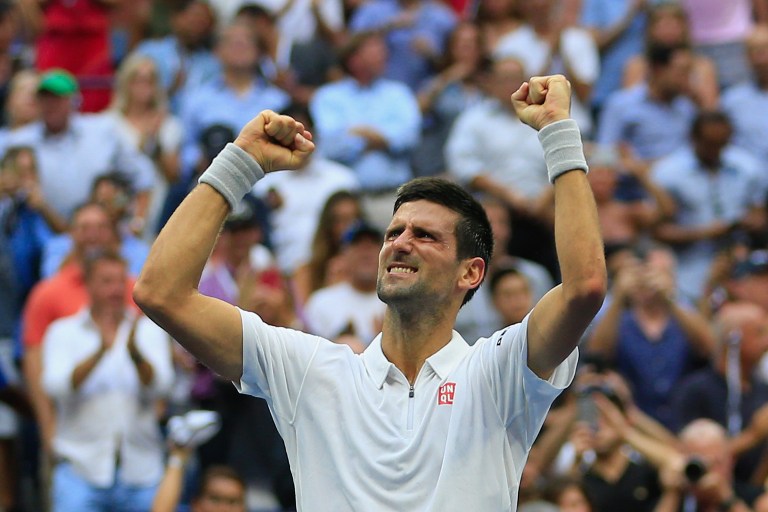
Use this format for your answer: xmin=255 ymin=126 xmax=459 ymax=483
xmin=110 ymin=55 xmax=183 ymax=239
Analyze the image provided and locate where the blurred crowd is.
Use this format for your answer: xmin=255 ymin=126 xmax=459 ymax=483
xmin=1 ymin=0 xmax=768 ymax=510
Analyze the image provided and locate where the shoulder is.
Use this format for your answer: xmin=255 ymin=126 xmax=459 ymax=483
xmin=721 ymin=81 xmax=756 ymax=105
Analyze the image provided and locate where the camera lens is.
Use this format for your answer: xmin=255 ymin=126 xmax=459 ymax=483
xmin=684 ymin=457 xmax=707 ymax=483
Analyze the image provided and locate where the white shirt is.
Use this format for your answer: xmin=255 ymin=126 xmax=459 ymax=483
xmin=253 ymin=157 xmax=359 ymax=273
xmin=236 ymin=309 xmax=577 ymax=511
xmin=42 ymin=309 xmax=174 ymax=487
xmin=303 ymin=281 xmax=386 ymax=344
xmin=4 ymin=114 xmax=156 ymax=221
xmin=494 ymin=24 xmax=599 ymax=136
xmin=446 ymin=99 xmax=549 ymax=199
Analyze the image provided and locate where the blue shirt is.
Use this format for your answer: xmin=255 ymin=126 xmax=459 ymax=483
xmin=721 ymin=81 xmax=768 ymax=160
xmin=132 ymin=37 xmax=221 ymax=113
xmin=6 ymin=201 xmax=53 ymax=303
xmin=652 ymin=145 xmax=766 ymax=300
xmin=350 ymin=0 xmax=456 ymax=91
xmin=616 ymin=311 xmax=695 ymax=429
xmin=597 ymin=84 xmax=697 ymax=160
xmin=580 ymin=0 xmax=646 ymax=110
xmin=179 ymin=77 xmax=290 ymax=178
xmin=310 ymin=77 xmax=421 ymax=191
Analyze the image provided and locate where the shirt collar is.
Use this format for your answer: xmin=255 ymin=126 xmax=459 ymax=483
xmin=362 ymin=331 xmax=471 ymax=388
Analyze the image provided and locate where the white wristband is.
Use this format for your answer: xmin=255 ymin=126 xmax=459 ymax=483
xmin=538 ymin=119 xmax=589 ymax=184
xmin=198 ymin=143 xmax=265 ymax=210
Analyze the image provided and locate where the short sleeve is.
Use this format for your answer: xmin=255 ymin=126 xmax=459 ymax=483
xmin=475 ymin=314 xmax=577 ymax=445
xmin=236 ymin=308 xmax=325 ymax=422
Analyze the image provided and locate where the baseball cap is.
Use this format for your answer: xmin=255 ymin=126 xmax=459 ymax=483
xmin=224 ymin=199 xmax=260 ymax=231
xmin=341 ymin=220 xmax=382 ymax=246
xmin=200 ymin=124 xmax=236 ymax=162
xmin=37 ymin=69 xmax=79 ymax=96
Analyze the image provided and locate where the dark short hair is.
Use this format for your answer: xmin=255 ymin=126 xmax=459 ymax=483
xmin=488 ymin=265 xmax=528 ymax=296
xmin=337 ymin=31 xmax=380 ymax=74
xmin=196 ymin=465 xmax=246 ymax=500
xmin=690 ymin=110 xmax=732 ymax=139
xmin=393 ymin=177 xmax=493 ymax=305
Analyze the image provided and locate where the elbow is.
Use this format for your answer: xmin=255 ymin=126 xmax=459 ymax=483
xmin=133 ymin=276 xmax=175 ymax=320
xmin=564 ymin=273 xmax=608 ymax=319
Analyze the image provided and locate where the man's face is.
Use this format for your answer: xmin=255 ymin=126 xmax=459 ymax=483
xmin=346 ymin=236 xmax=382 ymax=289
xmin=192 ymin=476 xmax=246 ymax=512
xmin=173 ymin=1 xmax=215 ymax=47
xmin=39 ymin=92 xmax=72 ymax=133
xmin=348 ymin=36 xmax=388 ymax=80
xmin=655 ymin=49 xmax=693 ymax=97
xmin=739 ymin=315 xmax=768 ymax=365
xmin=86 ymin=259 xmax=127 ymax=312
xmin=71 ymin=205 xmax=115 ymax=256
xmin=377 ymin=200 xmax=463 ymax=307
xmin=693 ymin=121 xmax=731 ymax=168
xmin=483 ymin=202 xmax=511 ymax=251
xmin=485 ymin=59 xmax=524 ymax=106
xmin=492 ymin=273 xmax=532 ymax=325
xmin=216 ymin=24 xmax=259 ymax=72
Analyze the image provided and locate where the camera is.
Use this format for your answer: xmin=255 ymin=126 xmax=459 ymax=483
xmin=683 ymin=457 xmax=708 ymax=483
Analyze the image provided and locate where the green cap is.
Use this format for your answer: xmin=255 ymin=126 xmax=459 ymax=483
xmin=37 ymin=69 xmax=79 ymax=96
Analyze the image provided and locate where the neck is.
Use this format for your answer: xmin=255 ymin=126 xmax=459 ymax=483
xmin=354 ymin=74 xmax=376 ymax=87
xmin=380 ymin=303 xmax=457 ymax=383
xmin=224 ymin=70 xmax=255 ymax=93
xmin=756 ymin=73 xmax=768 ymax=90
xmin=124 ymin=102 xmax=154 ymax=116
xmin=91 ymin=305 xmax=124 ymax=327
xmin=647 ymin=80 xmax=674 ymax=103
xmin=593 ymin=447 xmax=629 ymax=479
xmin=351 ymin=278 xmax=377 ymax=294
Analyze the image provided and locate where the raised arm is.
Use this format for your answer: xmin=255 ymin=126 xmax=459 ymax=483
xmin=511 ymin=75 xmax=607 ymax=379
xmin=133 ymin=111 xmax=314 ymax=382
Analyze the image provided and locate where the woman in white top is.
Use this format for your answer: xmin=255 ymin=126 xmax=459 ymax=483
xmin=109 ymin=55 xmax=183 ymax=240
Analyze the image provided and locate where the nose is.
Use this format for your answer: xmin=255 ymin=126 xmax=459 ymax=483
xmin=390 ymin=230 xmax=414 ymax=253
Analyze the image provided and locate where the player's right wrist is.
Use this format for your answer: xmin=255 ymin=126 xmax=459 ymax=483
xmin=198 ymin=143 xmax=265 ymax=210
xmin=538 ymin=119 xmax=588 ymax=184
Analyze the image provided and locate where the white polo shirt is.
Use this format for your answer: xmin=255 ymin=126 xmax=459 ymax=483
xmin=236 ymin=309 xmax=577 ymax=511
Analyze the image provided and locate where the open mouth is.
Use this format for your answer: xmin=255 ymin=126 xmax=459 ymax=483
xmin=387 ymin=264 xmax=418 ymax=274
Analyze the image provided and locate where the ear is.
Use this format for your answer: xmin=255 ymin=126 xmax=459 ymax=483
xmin=457 ymin=257 xmax=486 ymax=295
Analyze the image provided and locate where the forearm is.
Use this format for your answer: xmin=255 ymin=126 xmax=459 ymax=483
xmin=36 ymin=203 xmax=68 ymax=233
xmin=668 ymin=303 xmax=716 ymax=357
xmin=71 ymin=348 xmax=106 ymax=390
xmin=151 ymin=450 xmax=190 ymax=512
xmin=131 ymin=356 xmax=154 ymax=387
xmin=653 ymin=490 xmax=682 ymax=512
xmin=553 ymin=171 xmax=606 ymax=308
xmin=653 ymin=222 xmax=720 ymax=244
xmin=585 ymin=298 xmax=624 ymax=358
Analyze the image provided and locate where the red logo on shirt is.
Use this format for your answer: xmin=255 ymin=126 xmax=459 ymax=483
xmin=438 ymin=382 xmax=456 ymax=405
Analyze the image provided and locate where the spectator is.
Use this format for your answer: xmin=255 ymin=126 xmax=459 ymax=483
xmin=34 ymin=0 xmax=114 ymax=112
xmin=446 ymin=57 xmax=557 ymax=274
xmin=579 ymin=0 xmax=647 ymax=118
xmin=253 ymin=104 xmax=358 ymax=279
xmin=672 ymin=301 xmax=768 ymax=483
xmin=585 ymin=146 xmax=669 ymax=250
xmin=291 ymin=190 xmax=364 ymax=307
xmin=664 ymin=419 xmax=764 ymax=511
xmin=195 ymin=200 xmax=294 ymax=510
xmin=349 ymin=0 xmax=457 ymax=91
xmin=109 ymin=54 xmax=184 ymax=239
xmin=179 ymin=21 xmax=290 ymax=187
xmin=304 ymin=220 xmax=386 ymax=352
xmin=2 ymin=69 xmax=40 ymax=133
xmin=5 ymin=68 xmax=156 ymax=226
xmin=132 ymin=0 xmax=219 ymax=112
xmin=722 ymin=25 xmax=768 ymax=164
xmin=623 ymin=3 xmax=719 ymax=110
xmin=42 ymin=173 xmax=151 ymax=279
xmin=597 ymin=43 xmax=698 ymax=166
xmin=309 ymin=31 xmax=421 ymax=228
xmin=412 ymin=21 xmax=485 ymax=178
xmin=489 ymin=266 xmax=534 ymax=327
xmin=680 ymin=0 xmax=765 ymax=89
xmin=494 ymin=0 xmax=600 ymax=135
xmin=475 ymin=0 xmax=522 ymax=55
xmin=0 ymin=146 xmax=63 ymax=307
xmin=42 ymin=249 xmax=174 ymax=511
xmin=21 ymin=202 xmax=135 ymax=456
xmin=587 ymin=244 xmax=715 ymax=428
xmin=651 ymin=111 xmax=767 ymax=302
xmin=454 ymin=197 xmax=554 ymax=343
xmin=541 ymin=476 xmax=594 ymax=512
